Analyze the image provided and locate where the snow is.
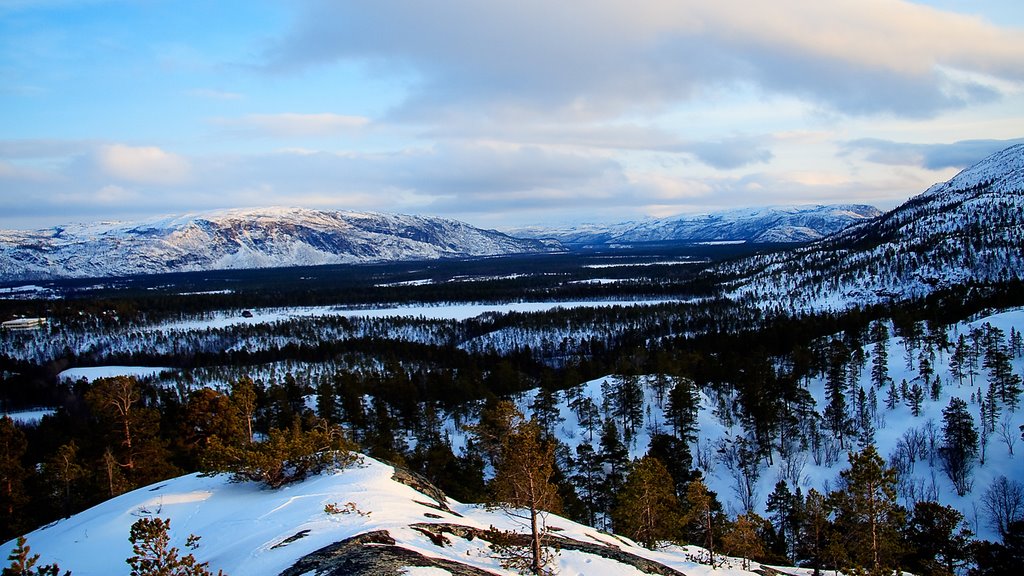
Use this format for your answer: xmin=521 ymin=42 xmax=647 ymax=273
xmin=154 ymin=299 xmax=678 ymax=331
xmin=0 ymin=455 xmax=786 ymax=576
xmin=1 ymin=408 xmax=55 ymax=424
xmin=57 ymin=366 xmax=175 ymax=383
xmin=438 ymin=308 xmax=1024 ymax=543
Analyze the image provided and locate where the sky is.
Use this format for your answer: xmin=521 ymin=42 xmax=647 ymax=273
xmin=1 ymin=0 xmax=1023 ymax=231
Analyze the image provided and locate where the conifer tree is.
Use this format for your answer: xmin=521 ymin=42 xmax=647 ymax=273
xmin=766 ymin=479 xmax=800 ymax=561
xmin=229 ymin=376 xmax=258 ymax=444
xmin=796 ymin=488 xmax=833 ymax=575
xmin=204 ymin=419 xmax=356 ymax=489
xmin=680 ymin=478 xmax=724 ymax=566
xmin=40 ymin=441 xmax=85 ymax=519
xmin=830 ymin=446 xmax=905 ymax=574
xmin=940 ymin=397 xmax=979 ymax=496
xmin=612 ymin=456 xmax=682 ymax=548
xmin=597 ymin=418 xmax=629 ymax=523
xmin=904 ymin=501 xmax=973 ymax=576
xmin=721 ymin=513 xmax=769 ymax=571
xmin=870 ymin=321 xmax=890 ymax=390
xmin=3 ymin=536 xmax=68 ymax=576
xmin=0 ymin=416 xmax=29 ymax=541
xmin=486 ymin=409 xmax=562 ymax=575
xmin=824 ymin=339 xmax=852 ymax=447
xmin=570 ymin=443 xmax=602 ymax=527
xmin=127 ymin=517 xmax=225 ymax=576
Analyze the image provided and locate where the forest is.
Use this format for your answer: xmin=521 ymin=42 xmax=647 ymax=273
xmin=2 ymin=251 xmax=1024 ymax=576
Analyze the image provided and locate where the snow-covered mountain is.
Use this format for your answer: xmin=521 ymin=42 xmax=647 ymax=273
xmin=0 ymin=454 xmax=784 ymax=576
xmin=721 ymin=143 xmax=1024 ymax=310
xmin=0 ymin=208 xmax=562 ymax=281
xmin=507 ymin=204 xmax=882 ymax=246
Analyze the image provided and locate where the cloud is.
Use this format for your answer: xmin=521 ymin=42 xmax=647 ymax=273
xmin=211 ymin=113 xmax=371 ymax=138
xmin=264 ymin=0 xmax=1024 ymax=120
xmin=681 ymin=137 xmax=775 ymax=170
xmin=96 ymin=144 xmax=191 ymax=184
xmin=840 ymin=137 xmax=1024 ymax=170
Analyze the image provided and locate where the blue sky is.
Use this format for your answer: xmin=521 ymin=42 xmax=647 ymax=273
xmin=1 ymin=0 xmax=1023 ymax=230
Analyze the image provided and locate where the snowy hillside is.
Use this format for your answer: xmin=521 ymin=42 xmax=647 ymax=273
xmin=490 ymin=308 xmax=1024 ymax=543
xmin=507 ymin=204 xmax=881 ymax=246
xmin=0 ymin=208 xmax=561 ymax=281
xmin=720 ymin=143 xmax=1024 ymax=311
xmin=0 ymin=454 xmax=793 ymax=576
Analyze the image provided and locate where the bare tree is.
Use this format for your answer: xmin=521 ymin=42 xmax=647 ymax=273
xmin=998 ymin=414 xmax=1018 ymax=456
xmin=982 ymin=475 xmax=1024 ymax=538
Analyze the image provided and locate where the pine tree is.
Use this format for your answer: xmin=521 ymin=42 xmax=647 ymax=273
xmin=907 ymin=382 xmax=925 ymax=417
xmin=597 ymin=418 xmax=629 ymax=524
xmin=529 ymin=387 xmax=563 ymax=440
xmin=0 ymin=416 xmax=29 ymax=541
xmin=904 ymin=501 xmax=973 ymax=576
xmin=85 ymin=376 xmax=178 ymax=487
xmin=229 ymin=376 xmax=258 ymax=444
xmin=611 ymin=456 xmax=682 ymax=548
xmin=680 ymin=478 xmax=725 ymax=566
xmin=824 ymin=339 xmax=852 ymax=448
xmin=796 ymin=488 xmax=833 ymax=575
xmin=765 ymin=480 xmax=799 ymax=561
xmin=950 ymin=334 xmax=969 ymax=387
xmin=940 ymin=397 xmax=979 ymax=497
xmin=127 ymin=517 xmax=225 ymax=576
xmin=830 ymin=446 xmax=904 ymax=574
xmin=204 ymin=419 xmax=356 ymax=489
xmin=3 ymin=536 xmax=68 ymax=576
xmin=870 ymin=321 xmax=890 ymax=390
xmin=665 ymin=378 xmax=700 ymax=442
xmin=487 ymin=410 xmax=562 ymax=575
xmin=40 ymin=441 xmax=86 ymax=519
xmin=570 ymin=443 xmax=602 ymax=527
xmin=721 ymin=513 xmax=769 ymax=571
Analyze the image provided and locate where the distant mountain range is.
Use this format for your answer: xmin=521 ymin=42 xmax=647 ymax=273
xmin=720 ymin=142 xmax=1024 ymax=310
xmin=507 ymin=202 xmax=884 ymax=245
xmin=2 ymin=138 xmax=1022 ymax=288
xmin=506 ymin=204 xmax=883 ymax=246
xmin=0 ymin=203 xmax=883 ymax=281
xmin=0 ymin=208 xmax=561 ymax=281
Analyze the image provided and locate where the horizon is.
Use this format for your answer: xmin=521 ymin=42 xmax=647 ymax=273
xmin=2 ymin=1 xmax=1024 ymax=230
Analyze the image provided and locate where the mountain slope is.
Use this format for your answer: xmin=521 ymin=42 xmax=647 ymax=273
xmin=508 ymin=204 xmax=882 ymax=246
xmin=719 ymin=143 xmax=1024 ymax=310
xmin=0 ymin=455 xmax=778 ymax=576
xmin=0 ymin=208 xmax=562 ymax=281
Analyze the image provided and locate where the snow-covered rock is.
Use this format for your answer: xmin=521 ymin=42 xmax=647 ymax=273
xmin=0 ymin=208 xmax=563 ymax=281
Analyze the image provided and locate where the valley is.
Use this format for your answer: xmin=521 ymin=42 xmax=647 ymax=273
xmin=2 ymin=145 xmax=1024 ymax=575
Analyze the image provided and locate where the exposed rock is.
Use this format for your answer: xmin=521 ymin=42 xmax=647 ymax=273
xmin=278 ymin=530 xmax=500 ymax=576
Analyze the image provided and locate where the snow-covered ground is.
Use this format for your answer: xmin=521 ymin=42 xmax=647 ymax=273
xmin=57 ymin=366 xmax=175 ymax=383
xmin=154 ymin=299 xmax=678 ymax=331
xmin=1 ymin=408 xmax=55 ymax=424
xmin=452 ymin=308 xmax=1024 ymax=542
xmin=0 ymin=455 xmax=801 ymax=576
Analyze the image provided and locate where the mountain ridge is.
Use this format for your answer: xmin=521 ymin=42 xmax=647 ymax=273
xmin=718 ymin=143 xmax=1024 ymax=310
xmin=0 ymin=207 xmax=562 ymax=281
xmin=506 ymin=203 xmax=883 ymax=245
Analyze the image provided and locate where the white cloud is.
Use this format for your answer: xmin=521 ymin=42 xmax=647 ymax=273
xmin=96 ymin=144 xmax=191 ymax=184
xmin=268 ymin=0 xmax=1024 ymax=119
xmin=212 ymin=113 xmax=371 ymax=138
